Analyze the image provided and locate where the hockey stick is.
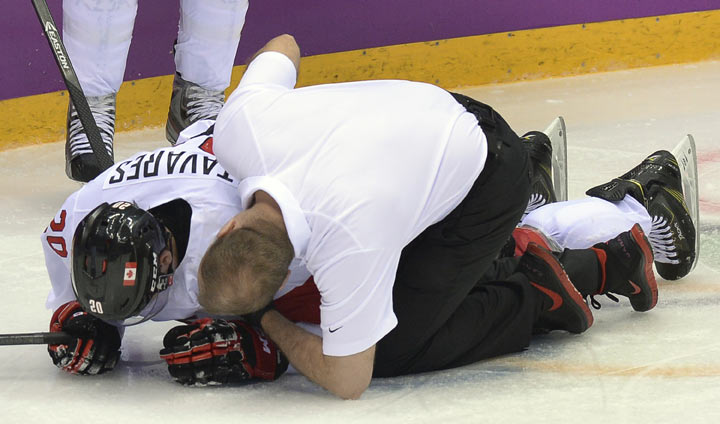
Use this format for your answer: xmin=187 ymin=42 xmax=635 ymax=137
xmin=30 ymin=0 xmax=114 ymax=178
xmin=0 ymin=331 xmax=75 ymax=346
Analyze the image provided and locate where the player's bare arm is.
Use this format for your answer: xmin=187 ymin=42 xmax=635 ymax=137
xmin=248 ymin=33 xmax=301 ymax=71
xmin=261 ymin=310 xmax=374 ymax=399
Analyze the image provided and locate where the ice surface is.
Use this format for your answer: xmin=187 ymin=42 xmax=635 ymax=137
xmin=1 ymin=61 xmax=719 ymax=423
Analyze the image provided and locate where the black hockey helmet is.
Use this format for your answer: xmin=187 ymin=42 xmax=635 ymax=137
xmin=71 ymin=201 xmax=174 ymax=325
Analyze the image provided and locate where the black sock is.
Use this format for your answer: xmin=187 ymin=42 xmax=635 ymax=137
xmin=556 ymin=248 xmax=602 ymax=297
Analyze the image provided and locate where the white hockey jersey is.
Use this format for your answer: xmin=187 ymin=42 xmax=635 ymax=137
xmin=42 ymin=121 xmax=311 ymax=321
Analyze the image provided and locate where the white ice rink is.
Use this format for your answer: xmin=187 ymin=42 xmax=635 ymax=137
xmin=1 ymin=61 xmax=719 ymax=423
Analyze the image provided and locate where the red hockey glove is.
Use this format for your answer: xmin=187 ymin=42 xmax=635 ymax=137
xmin=47 ymin=301 xmax=121 ymax=375
xmin=160 ymin=318 xmax=288 ymax=385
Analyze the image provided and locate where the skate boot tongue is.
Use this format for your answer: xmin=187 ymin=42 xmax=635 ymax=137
xmin=585 ymin=150 xmax=680 ymax=207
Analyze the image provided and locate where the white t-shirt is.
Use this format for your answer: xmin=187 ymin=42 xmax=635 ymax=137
xmin=43 ymin=120 xmax=311 ymax=321
xmin=214 ymin=52 xmax=489 ymax=356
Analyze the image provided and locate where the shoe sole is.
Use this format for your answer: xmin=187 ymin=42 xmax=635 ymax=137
xmin=629 ymin=224 xmax=659 ymax=311
xmin=527 ymin=243 xmax=594 ymax=333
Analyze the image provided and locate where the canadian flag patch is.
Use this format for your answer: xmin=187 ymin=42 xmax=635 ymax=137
xmin=123 ymin=262 xmax=138 ymax=286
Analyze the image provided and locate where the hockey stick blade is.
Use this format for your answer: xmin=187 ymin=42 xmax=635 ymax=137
xmin=31 ymin=0 xmax=114 ymax=180
xmin=0 ymin=331 xmax=75 ymax=346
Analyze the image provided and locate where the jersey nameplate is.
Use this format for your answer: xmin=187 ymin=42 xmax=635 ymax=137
xmin=104 ymin=146 xmax=236 ymax=187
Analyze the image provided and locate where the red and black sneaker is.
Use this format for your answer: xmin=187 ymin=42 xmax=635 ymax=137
xmin=590 ymin=223 xmax=658 ymax=312
xmin=518 ymin=243 xmax=594 ymax=334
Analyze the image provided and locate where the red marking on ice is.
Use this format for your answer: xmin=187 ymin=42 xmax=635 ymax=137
xmin=700 ymin=200 xmax=720 ymax=214
xmin=697 ymin=150 xmax=720 ymax=164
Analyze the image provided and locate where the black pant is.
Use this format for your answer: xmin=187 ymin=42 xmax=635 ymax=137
xmin=374 ymin=96 xmax=534 ymax=377
xmin=484 ymin=249 xmax=602 ymax=298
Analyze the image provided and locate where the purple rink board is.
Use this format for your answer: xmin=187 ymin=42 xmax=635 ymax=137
xmin=3 ymin=0 xmax=720 ymax=100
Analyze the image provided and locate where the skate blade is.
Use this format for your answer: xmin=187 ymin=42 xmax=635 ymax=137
xmin=544 ymin=117 xmax=568 ymax=202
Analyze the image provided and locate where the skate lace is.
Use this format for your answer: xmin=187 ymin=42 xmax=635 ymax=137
xmin=186 ymin=86 xmax=224 ymax=122
xmin=523 ymin=193 xmax=547 ymax=218
xmin=648 ymin=215 xmax=679 ymax=264
xmin=589 ymin=293 xmax=619 ymax=310
xmin=67 ymin=95 xmax=115 ymax=158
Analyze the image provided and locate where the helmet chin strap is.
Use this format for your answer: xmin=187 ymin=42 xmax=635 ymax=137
xmin=158 ymin=272 xmax=174 ymax=291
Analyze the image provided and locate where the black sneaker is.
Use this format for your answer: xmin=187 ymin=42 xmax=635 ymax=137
xmin=591 ymin=224 xmax=658 ymax=312
xmin=519 ymin=243 xmax=593 ymax=334
xmin=165 ymin=73 xmax=224 ymax=144
xmin=586 ymin=151 xmax=696 ymax=280
xmin=521 ymin=131 xmax=557 ymax=218
xmin=65 ymin=94 xmax=116 ymax=182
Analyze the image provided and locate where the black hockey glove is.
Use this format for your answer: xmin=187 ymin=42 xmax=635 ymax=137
xmin=48 ymin=301 xmax=121 ymax=375
xmin=243 ymin=301 xmax=275 ymax=328
xmin=160 ymin=318 xmax=288 ymax=385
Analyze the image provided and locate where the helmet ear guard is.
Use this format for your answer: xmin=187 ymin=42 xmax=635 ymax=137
xmin=71 ymin=201 xmax=174 ymax=324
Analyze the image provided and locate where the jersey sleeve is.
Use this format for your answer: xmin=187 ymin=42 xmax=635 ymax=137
xmin=42 ymin=194 xmax=79 ymax=311
xmin=314 ymin=248 xmax=399 ymax=357
xmin=237 ymin=51 xmax=297 ymax=90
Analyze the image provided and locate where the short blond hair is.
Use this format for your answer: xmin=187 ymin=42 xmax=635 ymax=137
xmin=198 ymin=219 xmax=294 ymax=315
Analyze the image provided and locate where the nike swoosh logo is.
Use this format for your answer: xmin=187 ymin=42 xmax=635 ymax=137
xmin=628 ymin=280 xmax=642 ymax=295
xmin=329 ymin=326 xmax=343 ymax=333
xmin=530 ymin=282 xmax=563 ymax=311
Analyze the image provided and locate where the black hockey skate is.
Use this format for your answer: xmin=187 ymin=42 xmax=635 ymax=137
xmin=65 ymin=93 xmax=116 ymax=182
xmin=519 ymin=243 xmax=593 ymax=334
xmin=586 ymin=150 xmax=696 ymax=280
xmin=522 ymin=131 xmax=557 ymax=218
xmin=165 ymin=73 xmax=225 ymax=144
xmin=590 ymin=224 xmax=658 ymax=312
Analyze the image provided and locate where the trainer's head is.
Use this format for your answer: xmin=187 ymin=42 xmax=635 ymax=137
xmin=198 ymin=213 xmax=294 ymax=315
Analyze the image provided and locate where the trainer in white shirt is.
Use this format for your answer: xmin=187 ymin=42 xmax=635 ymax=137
xmin=207 ymin=34 xmax=497 ymax=399
xmin=215 ymin=50 xmax=488 ymax=345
